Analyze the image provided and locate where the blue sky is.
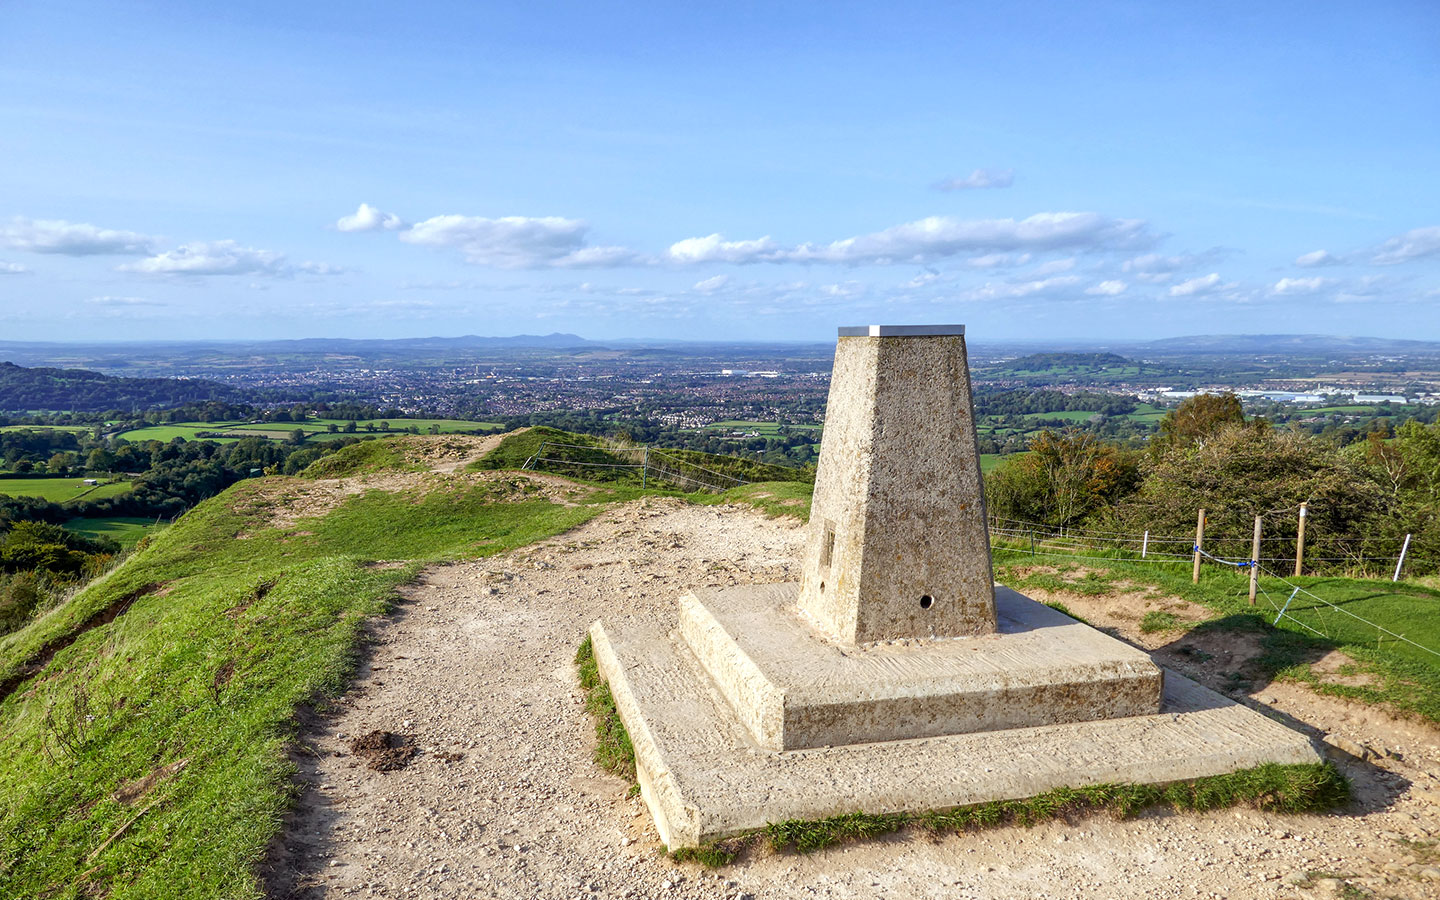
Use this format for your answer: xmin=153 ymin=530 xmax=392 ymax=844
xmin=2 ymin=0 xmax=1437 ymax=343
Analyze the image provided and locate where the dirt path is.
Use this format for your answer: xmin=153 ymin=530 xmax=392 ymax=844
xmin=267 ymin=501 xmax=1440 ymax=900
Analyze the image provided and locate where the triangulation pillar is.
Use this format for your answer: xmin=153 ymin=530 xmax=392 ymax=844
xmin=797 ymin=324 xmax=996 ymax=643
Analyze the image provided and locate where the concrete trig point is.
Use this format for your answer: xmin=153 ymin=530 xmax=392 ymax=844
xmin=590 ymin=325 xmax=1319 ymax=849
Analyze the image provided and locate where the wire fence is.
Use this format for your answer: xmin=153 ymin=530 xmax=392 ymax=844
xmin=987 ymin=513 xmax=1424 ymax=579
xmin=522 ymin=440 xmax=749 ymax=493
xmin=988 ymin=519 xmax=1440 ymax=664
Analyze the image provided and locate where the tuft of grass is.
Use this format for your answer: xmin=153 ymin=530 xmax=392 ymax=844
xmin=759 ymin=763 xmax=1349 ymax=856
xmin=1043 ymin=601 xmax=1093 ymax=626
xmin=574 ymin=635 xmax=636 ymax=783
xmin=1139 ymin=610 xmax=1190 ymax=633
xmin=669 ymin=845 xmax=738 ymax=867
xmin=711 ymin=481 xmax=813 ymax=521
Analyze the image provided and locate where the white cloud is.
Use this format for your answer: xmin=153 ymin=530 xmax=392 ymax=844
xmin=965 ymin=252 xmax=1031 ymax=268
xmin=933 ymin=168 xmax=1015 ymax=191
xmin=905 ymin=271 xmax=940 ymax=288
xmin=119 ymin=240 xmax=295 ymax=276
xmin=1295 ymin=249 xmax=1340 ymax=267
xmin=400 ymin=214 xmax=641 ymax=268
xmin=668 ymin=234 xmax=781 ymax=264
xmin=961 ymin=275 xmax=1083 ymax=302
xmin=3 ymin=217 xmax=154 ymax=256
xmin=1167 ymin=273 xmax=1224 ymax=297
xmin=0 ymin=261 xmax=29 ymax=274
xmin=550 ymin=245 xmax=644 ymax=268
xmin=1371 ymin=226 xmax=1440 ymax=265
xmin=1032 ymin=257 xmax=1077 ymax=276
xmin=1085 ymin=280 xmax=1127 ymax=296
xmin=336 ymin=203 xmax=407 ymax=232
xmin=1121 ymin=250 xmax=1225 ymax=283
xmin=1271 ymin=276 xmax=1334 ymax=295
xmin=692 ymin=274 xmax=731 ymax=293
xmin=670 ymin=213 xmax=1149 ymax=267
xmin=296 ymin=261 xmax=346 ymax=275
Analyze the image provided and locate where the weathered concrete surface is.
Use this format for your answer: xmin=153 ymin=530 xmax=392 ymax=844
xmin=797 ymin=328 xmax=996 ymax=644
xmin=591 ymin=609 xmax=1322 ymax=850
xmin=678 ymin=583 xmax=1163 ymax=751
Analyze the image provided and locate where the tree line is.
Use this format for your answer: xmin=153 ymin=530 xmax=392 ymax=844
xmin=984 ymin=393 xmax=1440 ymax=576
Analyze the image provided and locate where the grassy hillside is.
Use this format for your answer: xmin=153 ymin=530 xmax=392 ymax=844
xmin=473 ymin=426 xmax=813 ymax=489
xmin=0 ymin=466 xmax=611 ymax=899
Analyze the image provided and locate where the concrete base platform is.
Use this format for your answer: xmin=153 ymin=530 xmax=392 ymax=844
xmin=679 ymin=583 xmax=1164 ymax=750
xmin=591 ymin=597 xmax=1321 ymax=849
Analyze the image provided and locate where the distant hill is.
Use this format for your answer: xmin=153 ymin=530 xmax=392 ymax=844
xmin=0 ymin=361 xmax=240 ymax=413
xmin=1001 ymin=352 xmax=1134 ymax=370
xmin=1140 ymin=334 xmax=1440 ymax=354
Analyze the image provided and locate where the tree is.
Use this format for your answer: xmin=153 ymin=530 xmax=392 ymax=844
xmin=1150 ymin=392 xmax=1246 ymax=458
xmin=288 ymin=428 xmax=307 ymax=446
xmin=984 ymin=430 xmax=1141 ymax=529
xmin=1121 ymin=424 xmax=1380 ymax=567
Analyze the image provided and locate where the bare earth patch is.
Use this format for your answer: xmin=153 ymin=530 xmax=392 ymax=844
xmin=267 ymin=502 xmax=1440 ymax=900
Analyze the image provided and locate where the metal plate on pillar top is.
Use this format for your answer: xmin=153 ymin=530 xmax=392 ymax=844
xmin=837 ymin=324 xmax=966 ymax=337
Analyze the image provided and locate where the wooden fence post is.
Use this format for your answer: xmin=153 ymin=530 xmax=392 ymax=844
xmin=1249 ymin=515 xmax=1263 ymax=605
xmin=1192 ymin=509 xmax=1206 ymax=584
xmin=1294 ymin=502 xmax=1308 ymax=578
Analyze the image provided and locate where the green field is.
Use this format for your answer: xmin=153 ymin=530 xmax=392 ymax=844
xmin=0 ymin=476 xmax=133 ymax=502
xmin=113 ymin=418 xmax=503 ymax=444
xmin=1125 ymin=403 xmax=1169 ymax=422
xmin=704 ymin=420 xmax=822 ymax=435
xmin=62 ymin=516 xmax=166 ymax=548
xmin=0 ymin=425 xmax=96 ymax=435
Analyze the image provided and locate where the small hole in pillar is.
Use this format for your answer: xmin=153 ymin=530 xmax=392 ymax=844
xmin=919 ymin=594 xmax=934 ymax=610
xmin=819 ymin=581 xmax=826 ymax=593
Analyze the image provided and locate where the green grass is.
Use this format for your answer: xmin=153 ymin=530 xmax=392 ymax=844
xmin=62 ymin=517 xmax=166 ymax=549
xmin=473 ymin=426 xmax=811 ymax=491
xmin=298 ymin=436 xmax=422 ymax=478
xmin=574 ymin=635 xmax=636 ymax=784
xmin=0 ymin=473 xmax=607 ymax=899
xmin=0 ymin=425 xmax=96 ymax=435
xmin=0 ymin=476 xmax=133 ymax=503
xmin=112 ymin=422 xmax=247 ymax=443
xmin=992 ymin=544 xmax=1440 ymax=722
xmin=712 ymin=481 xmax=813 ymax=520
xmin=1139 ymin=610 xmax=1190 ymax=633
xmin=761 ymin=763 xmax=1346 ymax=855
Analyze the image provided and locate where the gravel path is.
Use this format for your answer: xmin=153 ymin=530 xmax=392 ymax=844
xmin=267 ymin=499 xmax=1440 ymax=900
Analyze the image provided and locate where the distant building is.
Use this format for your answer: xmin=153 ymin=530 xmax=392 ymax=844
xmin=1351 ymin=394 xmax=1408 ymax=404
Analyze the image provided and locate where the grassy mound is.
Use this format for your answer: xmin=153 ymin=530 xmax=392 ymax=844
xmin=0 ymin=476 xmax=608 ymax=899
xmin=298 ymin=436 xmax=420 ymax=478
xmin=473 ymin=426 xmax=812 ymax=489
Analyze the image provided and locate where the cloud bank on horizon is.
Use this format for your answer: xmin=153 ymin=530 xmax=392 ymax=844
xmin=1 ymin=1 xmax=1436 ymax=341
